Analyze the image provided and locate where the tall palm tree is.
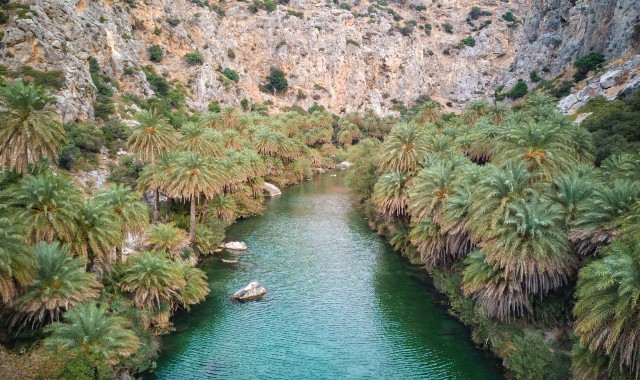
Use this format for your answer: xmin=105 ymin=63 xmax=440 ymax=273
xmin=10 ymin=171 xmax=83 ymax=243
xmin=379 ymin=123 xmax=429 ymax=174
xmin=0 ymin=80 xmax=66 ymax=174
xmin=175 ymin=260 xmax=209 ymax=311
xmin=145 ymin=223 xmax=189 ymax=256
xmin=117 ymin=251 xmax=185 ymax=311
xmin=571 ymin=179 xmax=640 ymax=256
xmin=127 ymin=109 xmax=176 ymax=221
xmin=44 ymin=302 xmax=140 ymax=379
xmin=137 ymin=151 xmax=179 ymax=221
xmin=95 ymin=184 xmax=149 ymax=262
xmin=177 ymin=121 xmax=225 ymax=156
xmin=462 ymin=250 xmax=531 ymax=321
xmin=574 ymin=240 xmax=640 ymax=379
xmin=0 ymin=204 xmax=35 ymax=305
xmin=460 ymin=99 xmax=490 ymax=125
xmin=372 ymin=171 xmax=409 ymax=218
xmin=483 ymin=197 xmax=575 ymax=296
xmin=72 ymin=199 xmax=122 ymax=272
xmin=13 ymin=242 xmax=101 ymax=328
xmin=166 ymin=152 xmax=228 ymax=243
xmin=413 ymin=101 xmax=442 ymax=124
xmin=552 ymin=168 xmax=596 ymax=225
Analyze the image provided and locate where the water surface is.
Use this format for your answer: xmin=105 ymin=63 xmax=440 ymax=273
xmin=152 ymin=172 xmax=503 ymax=379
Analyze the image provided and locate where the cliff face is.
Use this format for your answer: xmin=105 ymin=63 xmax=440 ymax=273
xmin=0 ymin=0 xmax=638 ymax=122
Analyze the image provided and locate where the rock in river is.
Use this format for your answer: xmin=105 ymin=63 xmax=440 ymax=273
xmin=263 ymin=182 xmax=282 ymax=197
xmin=231 ymin=282 xmax=268 ymax=302
xmin=223 ymin=241 xmax=248 ymax=251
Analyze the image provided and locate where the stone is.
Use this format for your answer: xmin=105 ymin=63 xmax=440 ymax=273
xmin=558 ymin=94 xmax=579 ymax=113
xmin=600 ymin=69 xmax=621 ymax=89
xmin=263 ymin=182 xmax=282 ymax=197
xmin=339 ymin=161 xmax=354 ymax=169
xmin=223 ymin=241 xmax=248 ymax=251
xmin=231 ymin=282 xmax=267 ymax=302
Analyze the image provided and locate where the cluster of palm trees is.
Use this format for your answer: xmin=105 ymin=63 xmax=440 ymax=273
xmin=1 ymin=77 xmax=399 ymax=376
xmin=349 ymin=94 xmax=640 ymax=378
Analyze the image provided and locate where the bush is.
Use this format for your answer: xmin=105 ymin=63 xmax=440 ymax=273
xmin=573 ymin=51 xmax=605 ymax=82
xmin=0 ymin=11 xmax=8 ymax=24
xmin=469 ymin=6 xmax=491 ymax=20
xmin=260 ymin=68 xmax=288 ymax=94
xmin=221 ymin=67 xmax=239 ymax=82
xmin=458 ymin=36 xmax=476 ymax=48
xmin=185 ymin=50 xmax=204 ymax=65
xmin=208 ymin=101 xmax=221 ymax=113
xmin=443 ymin=22 xmax=454 ymax=34
xmin=339 ymin=2 xmax=351 ymax=10
xmin=148 ymin=45 xmax=163 ymax=62
xmin=166 ymin=17 xmax=180 ymax=27
xmin=240 ymin=98 xmax=249 ymax=111
xmin=634 ymin=24 xmax=640 ymax=43
xmin=505 ymin=79 xmax=528 ymax=99
xmin=529 ymin=70 xmax=541 ymax=83
xmin=502 ymin=11 xmax=517 ymax=22
xmin=227 ymin=48 xmax=236 ymax=59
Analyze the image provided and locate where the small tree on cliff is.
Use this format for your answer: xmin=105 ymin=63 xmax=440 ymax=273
xmin=260 ymin=68 xmax=289 ymax=94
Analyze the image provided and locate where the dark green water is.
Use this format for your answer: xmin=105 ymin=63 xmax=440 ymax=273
xmin=152 ymin=172 xmax=503 ymax=379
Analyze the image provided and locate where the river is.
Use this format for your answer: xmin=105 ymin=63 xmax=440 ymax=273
xmin=151 ymin=171 xmax=503 ymax=379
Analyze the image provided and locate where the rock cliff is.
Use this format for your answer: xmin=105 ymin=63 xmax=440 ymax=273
xmin=0 ymin=0 xmax=638 ymax=122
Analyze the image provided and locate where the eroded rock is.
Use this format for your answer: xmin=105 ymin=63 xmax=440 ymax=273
xmin=231 ymin=282 xmax=267 ymax=302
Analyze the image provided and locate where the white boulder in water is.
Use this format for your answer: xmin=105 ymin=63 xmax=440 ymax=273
xmin=263 ymin=182 xmax=282 ymax=197
xmin=339 ymin=161 xmax=354 ymax=169
xmin=231 ymin=282 xmax=268 ymax=302
xmin=223 ymin=241 xmax=248 ymax=251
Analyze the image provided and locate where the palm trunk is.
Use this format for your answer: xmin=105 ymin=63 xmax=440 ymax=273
xmin=116 ymin=246 xmax=122 ymax=263
xmin=165 ymin=197 xmax=173 ymax=222
xmin=189 ymin=195 xmax=197 ymax=244
xmin=153 ymin=189 xmax=160 ymax=222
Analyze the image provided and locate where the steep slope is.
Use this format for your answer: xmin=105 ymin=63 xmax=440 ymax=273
xmin=0 ymin=0 xmax=638 ymax=122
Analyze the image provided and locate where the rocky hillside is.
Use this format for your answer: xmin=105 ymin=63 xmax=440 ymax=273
xmin=1 ymin=0 xmax=638 ymax=122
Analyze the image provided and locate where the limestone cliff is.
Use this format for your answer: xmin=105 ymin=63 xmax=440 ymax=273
xmin=0 ymin=0 xmax=638 ymax=122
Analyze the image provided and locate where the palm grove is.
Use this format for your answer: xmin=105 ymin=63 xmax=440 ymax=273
xmin=345 ymin=93 xmax=640 ymax=379
xmin=0 ymin=78 xmax=374 ymax=378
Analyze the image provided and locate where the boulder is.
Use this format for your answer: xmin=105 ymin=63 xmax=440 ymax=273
xmin=231 ymin=282 xmax=267 ymax=301
xmin=339 ymin=161 xmax=354 ymax=169
xmin=600 ymin=69 xmax=621 ymax=89
xmin=223 ymin=241 xmax=248 ymax=251
xmin=263 ymin=182 xmax=282 ymax=197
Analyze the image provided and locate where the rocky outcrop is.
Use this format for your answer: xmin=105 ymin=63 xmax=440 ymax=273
xmin=0 ymin=0 xmax=638 ymax=121
xmin=559 ymin=54 xmax=640 ymax=114
xmin=262 ymin=182 xmax=281 ymax=197
xmin=231 ymin=282 xmax=267 ymax=301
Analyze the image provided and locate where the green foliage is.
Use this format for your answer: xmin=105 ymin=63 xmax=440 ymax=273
xmin=442 ymin=22 xmax=453 ymax=34
xmin=634 ymin=24 xmax=640 ymax=43
xmin=221 ymin=67 xmax=239 ymax=82
xmin=573 ymin=51 xmax=605 ymax=82
xmin=469 ymin=6 xmax=491 ymax=20
xmin=505 ymin=79 xmax=528 ymax=99
xmin=529 ymin=70 xmax=541 ymax=83
xmin=578 ymin=91 xmax=640 ymax=164
xmin=227 ymin=48 xmax=236 ymax=59
xmin=503 ymin=331 xmax=569 ymax=380
xmin=166 ymin=17 xmax=180 ymax=26
xmin=148 ymin=45 xmax=163 ymax=62
xmin=185 ymin=50 xmax=204 ymax=65
xmin=260 ymin=68 xmax=289 ymax=94
xmin=208 ymin=101 xmax=221 ymax=113
xmin=250 ymin=0 xmax=277 ymax=12
xmin=457 ymin=36 xmax=476 ymax=48
xmin=88 ymin=57 xmax=115 ymax=120
xmin=59 ymin=122 xmax=104 ymax=170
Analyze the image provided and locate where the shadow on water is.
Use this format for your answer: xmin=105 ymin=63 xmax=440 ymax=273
xmin=149 ymin=171 xmax=503 ymax=379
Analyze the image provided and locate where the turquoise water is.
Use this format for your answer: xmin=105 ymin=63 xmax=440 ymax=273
xmin=151 ymin=172 xmax=503 ymax=379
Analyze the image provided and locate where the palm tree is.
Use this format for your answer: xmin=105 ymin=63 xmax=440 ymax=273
xmin=0 ymin=204 xmax=35 ymax=305
xmin=571 ymin=179 xmax=640 ymax=256
xmin=552 ymin=168 xmax=596 ymax=225
xmin=166 ymin=152 xmax=228 ymax=243
xmin=483 ymin=197 xmax=575 ymax=296
xmin=44 ymin=302 xmax=140 ymax=379
xmin=145 ymin=223 xmax=189 ymax=256
xmin=409 ymin=219 xmax=471 ymax=268
xmin=413 ymin=101 xmax=442 ymax=124
xmin=0 ymin=80 xmax=66 ymax=174
xmin=13 ymin=242 xmax=101 ymax=328
xmin=117 ymin=251 xmax=185 ymax=311
xmin=574 ymin=240 xmax=640 ymax=379
xmin=72 ymin=199 xmax=122 ymax=272
xmin=10 ymin=171 xmax=83 ymax=243
xmin=137 ymin=151 xmax=179 ymax=221
xmin=175 ymin=260 xmax=209 ymax=311
xmin=462 ymin=250 xmax=531 ymax=321
xmin=460 ymin=99 xmax=490 ymax=125
xmin=372 ymin=171 xmax=409 ymax=218
xmin=127 ymin=109 xmax=176 ymax=221
xmin=177 ymin=121 xmax=225 ymax=156
xmin=95 ymin=184 xmax=149 ymax=262
xmin=379 ymin=123 xmax=429 ymax=174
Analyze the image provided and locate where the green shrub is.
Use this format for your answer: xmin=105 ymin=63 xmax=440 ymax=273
xmin=634 ymin=24 xmax=640 ymax=43
xmin=240 ymin=98 xmax=249 ymax=111
xmin=208 ymin=101 xmax=221 ymax=113
xmin=227 ymin=48 xmax=236 ymax=59
xmin=221 ymin=67 xmax=239 ymax=82
xmin=573 ymin=51 xmax=605 ymax=82
xmin=260 ymin=68 xmax=288 ymax=94
xmin=0 ymin=11 xmax=8 ymax=24
xmin=505 ymin=79 xmax=528 ymax=99
xmin=339 ymin=2 xmax=351 ymax=10
xmin=19 ymin=66 xmax=64 ymax=90
xmin=502 ymin=11 xmax=517 ymax=22
xmin=154 ymin=27 xmax=161 ymax=35
xmin=148 ymin=45 xmax=163 ymax=62
xmin=346 ymin=39 xmax=360 ymax=46
xmin=443 ymin=22 xmax=454 ymax=34
xmin=185 ymin=50 xmax=204 ymax=65
xmin=166 ymin=17 xmax=180 ymax=27
xmin=469 ymin=6 xmax=491 ymax=20
xmin=529 ymin=70 xmax=541 ymax=83
xmin=548 ymin=80 xmax=573 ymax=99
xmin=458 ymin=36 xmax=476 ymax=48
